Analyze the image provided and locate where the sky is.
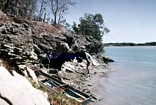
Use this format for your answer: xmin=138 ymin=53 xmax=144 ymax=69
xmin=64 ymin=0 xmax=156 ymax=43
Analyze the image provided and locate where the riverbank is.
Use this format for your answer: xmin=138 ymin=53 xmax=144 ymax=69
xmin=56 ymin=54 xmax=112 ymax=104
xmin=0 ymin=11 xmax=113 ymax=104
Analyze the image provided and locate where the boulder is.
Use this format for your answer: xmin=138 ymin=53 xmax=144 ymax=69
xmin=56 ymin=42 xmax=69 ymax=52
xmin=102 ymin=56 xmax=114 ymax=63
xmin=24 ymin=67 xmax=38 ymax=84
xmin=0 ymin=66 xmax=49 ymax=105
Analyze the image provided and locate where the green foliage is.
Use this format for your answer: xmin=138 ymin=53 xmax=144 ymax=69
xmin=0 ymin=0 xmax=37 ymax=20
xmin=72 ymin=22 xmax=79 ymax=34
xmin=63 ymin=23 xmax=72 ymax=32
xmin=99 ymin=43 xmax=105 ymax=52
xmin=0 ymin=0 xmax=5 ymax=9
xmin=72 ymin=13 xmax=110 ymax=41
xmin=19 ymin=0 xmax=37 ymax=19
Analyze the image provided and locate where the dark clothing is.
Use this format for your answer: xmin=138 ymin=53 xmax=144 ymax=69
xmin=42 ymin=52 xmax=83 ymax=70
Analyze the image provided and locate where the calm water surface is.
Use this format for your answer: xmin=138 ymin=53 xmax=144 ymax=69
xmin=94 ymin=46 xmax=156 ymax=105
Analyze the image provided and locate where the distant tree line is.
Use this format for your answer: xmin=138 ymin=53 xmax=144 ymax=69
xmin=104 ymin=42 xmax=156 ymax=46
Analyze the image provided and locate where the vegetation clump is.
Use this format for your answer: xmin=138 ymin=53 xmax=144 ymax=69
xmin=29 ymin=79 xmax=80 ymax=105
xmin=49 ymin=92 xmax=81 ymax=105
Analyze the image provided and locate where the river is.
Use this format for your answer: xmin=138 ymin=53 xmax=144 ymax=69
xmin=94 ymin=46 xmax=156 ymax=105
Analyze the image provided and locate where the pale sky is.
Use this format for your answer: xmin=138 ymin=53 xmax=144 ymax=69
xmin=64 ymin=0 xmax=156 ymax=43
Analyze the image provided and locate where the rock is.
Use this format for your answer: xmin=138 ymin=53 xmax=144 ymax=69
xmin=33 ymin=44 xmax=43 ymax=54
xmin=13 ymin=47 xmax=23 ymax=55
xmin=54 ymin=35 xmax=67 ymax=41
xmin=61 ymin=62 xmax=76 ymax=72
xmin=0 ymin=66 xmax=49 ymax=105
xmin=12 ymin=22 xmax=20 ymax=28
xmin=23 ymin=23 xmax=29 ymax=29
xmin=24 ymin=67 xmax=38 ymax=84
xmin=18 ymin=65 xmax=28 ymax=76
xmin=82 ymin=89 xmax=90 ymax=93
xmin=0 ymin=23 xmax=3 ymax=27
xmin=56 ymin=42 xmax=69 ymax=52
xmin=102 ymin=56 xmax=114 ymax=63
xmin=11 ymin=28 xmax=19 ymax=34
xmin=29 ymin=51 xmax=38 ymax=60
xmin=99 ymin=72 xmax=107 ymax=77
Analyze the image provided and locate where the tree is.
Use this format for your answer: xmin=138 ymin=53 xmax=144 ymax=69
xmin=0 ymin=0 xmax=6 ymax=10
xmin=48 ymin=0 xmax=76 ymax=25
xmin=1 ymin=0 xmax=21 ymax=15
xmin=73 ymin=13 xmax=110 ymax=41
xmin=1 ymin=0 xmax=18 ymax=14
xmin=18 ymin=0 xmax=37 ymax=20
xmin=72 ymin=22 xmax=79 ymax=34
xmin=0 ymin=0 xmax=37 ymax=20
xmin=37 ymin=0 xmax=48 ymax=21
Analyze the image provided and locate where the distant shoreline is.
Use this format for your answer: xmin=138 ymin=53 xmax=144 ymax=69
xmin=104 ymin=42 xmax=156 ymax=47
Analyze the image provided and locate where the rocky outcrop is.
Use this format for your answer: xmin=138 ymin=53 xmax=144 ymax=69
xmin=32 ymin=33 xmax=102 ymax=54
xmin=0 ymin=17 xmax=111 ymax=104
xmin=0 ymin=22 xmax=36 ymax=64
xmin=0 ymin=21 xmax=104 ymax=70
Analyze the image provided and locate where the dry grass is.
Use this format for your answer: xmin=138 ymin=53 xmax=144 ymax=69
xmin=28 ymin=79 xmax=47 ymax=92
xmin=31 ymin=21 xmax=59 ymax=34
xmin=49 ymin=92 xmax=81 ymax=105
xmin=0 ymin=10 xmax=68 ymax=35
xmin=29 ymin=79 xmax=80 ymax=105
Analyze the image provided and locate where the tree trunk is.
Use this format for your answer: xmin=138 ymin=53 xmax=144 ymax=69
xmin=15 ymin=0 xmax=19 ymax=15
xmin=2 ymin=0 xmax=10 ymax=13
xmin=53 ymin=13 xmax=57 ymax=25
xmin=43 ymin=13 xmax=46 ymax=22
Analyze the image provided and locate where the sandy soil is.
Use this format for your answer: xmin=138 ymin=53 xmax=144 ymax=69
xmin=57 ymin=57 xmax=112 ymax=104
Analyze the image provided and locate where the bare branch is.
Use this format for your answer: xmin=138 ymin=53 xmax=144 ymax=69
xmin=48 ymin=0 xmax=76 ymax=25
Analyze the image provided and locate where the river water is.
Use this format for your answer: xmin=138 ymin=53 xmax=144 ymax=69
xmin=94 ymin=46 xmax=156 ymax=105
